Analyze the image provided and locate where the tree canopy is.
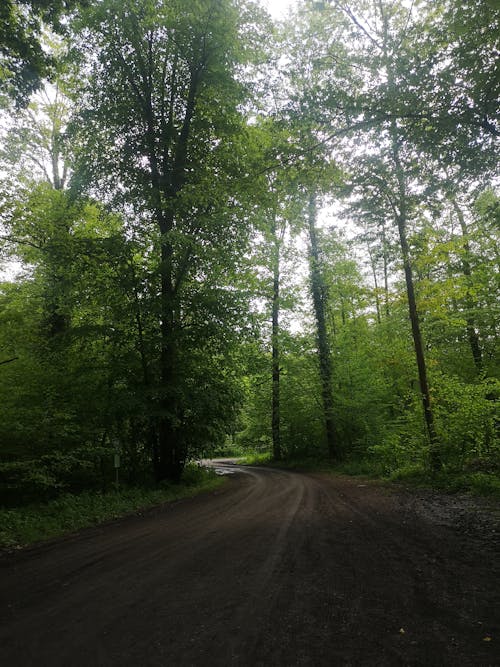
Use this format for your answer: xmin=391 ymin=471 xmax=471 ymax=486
xmin=0 ymin=0 xmax=498 ymax=501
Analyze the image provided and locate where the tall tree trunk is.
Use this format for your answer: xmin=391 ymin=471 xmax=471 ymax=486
xmin=380 ymin=222 xmax=390 ymax=318
xmin=271 ymin=220 xmax=282 ymax=461
xmin=150 ymin=63 xmax=201 ymax=482
xmin=378 ymin=1 xmax=440 ymax=469
xmin=390 ymin=132 xmax=441 ymax=471
xmin=307 ymin=193 xmax=338 ymax=459
xmin=131 ymin=266 xmax=159 ymax=474
xmin=157 ymin=221 xmax=184 ymax=481
xmin=451 ymin=199 xmax=483 ymax=373
xmin=367 ymin=243 xmax=382 ymax=324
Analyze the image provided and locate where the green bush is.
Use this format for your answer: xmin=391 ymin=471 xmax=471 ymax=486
xmin=433 ymin=374 xmax=500 ymax=471
xmin=0 ymin=445 xmax=118 ymax=506
xmin=0 ymin=460 xmax=62 ymax=505
xmin=0 ymin=465 xmax=224 ymax=549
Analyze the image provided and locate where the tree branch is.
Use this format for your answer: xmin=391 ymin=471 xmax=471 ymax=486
xmin=0 ymin=356 xmax=18 ymax=366
xmin=328 ymin=1 xmax=382 ymax=51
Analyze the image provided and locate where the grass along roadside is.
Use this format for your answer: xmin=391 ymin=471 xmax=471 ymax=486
xmin=240 ymin=453 xmax=500 ymax=498
xmin=0 ymin=464 xmax=225 ymax=551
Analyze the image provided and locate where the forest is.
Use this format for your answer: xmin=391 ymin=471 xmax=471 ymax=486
xmin=0 ymin=0 xmax=499 ymax=515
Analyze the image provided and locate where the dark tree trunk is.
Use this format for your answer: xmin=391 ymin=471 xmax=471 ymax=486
xmin=396 ymin=215 xmax=440 ymax=469
xmin=307 ymin=193 xmax=338 ymax=459
xmin=157 ymin=335 xmax=184 ymax=482
xmin=157 ymin=224 xmax=183 ymax=481
xmin=145 ymin=61 xmax=201 ymax=482
xmin=131 ymin=269 xmax=160 ymax=476
xmin=380 ymin=222 xmax=390 ymax=318
xmin=271 ymin=221 xmax=282 ymax=461
xmin=391 ymin=133 xmax=441 ymax=471
xmin=378 ymin=3 xmax=440 ymax=469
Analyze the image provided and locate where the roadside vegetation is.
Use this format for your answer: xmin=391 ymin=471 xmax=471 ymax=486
xmin=241 ymin=453 xmax=500 ymax=498
xmin=0 ymin=465 xmax=224 ymax=549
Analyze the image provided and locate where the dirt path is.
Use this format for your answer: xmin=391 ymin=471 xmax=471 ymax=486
xmin=1 ymin=463 xmax=499 ymax=666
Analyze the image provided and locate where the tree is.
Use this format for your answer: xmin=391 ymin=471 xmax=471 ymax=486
xmin=289 ymin=0 xmax=444 ymax=467
xmin=0 ymin=1 xmax=84 ymax=106
xmin=307 ymin=192 xmax=338 ymax=458
xmin=72 ymin=0 xmax=266 ymax=480
xmin=1 ymin=0 xmax=498 ymax=504
xmin=270 ymin=214 xmax=283 ymax=460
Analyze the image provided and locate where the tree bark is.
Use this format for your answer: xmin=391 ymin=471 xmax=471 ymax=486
xmin=149 ymin=62 xmax=201 ymax=482
xmin=271 ymin=219 xmax=282 ymax=461
xmin=380 ymin=222 xmax=390 ymax=318
xmin=376 ymin=1 xmax=440 ymax=469
xmin=157 ymin=216 xmax=183 ymax=481
xmin=367 ymin=243 xmax=382 ymax=324
xmin=390 ymin=132 xmax=441 ymax=471
xmin=130 ymin=265 xmax=160 ymax=475
xmin=451 ymin=198 xmax=483 ymax=373
xmin=307 ymin=193 xmax=338 ymax=459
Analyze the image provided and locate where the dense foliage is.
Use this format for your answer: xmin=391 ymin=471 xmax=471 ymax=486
xmin=0 ymin=0 xmax=498 ymax=506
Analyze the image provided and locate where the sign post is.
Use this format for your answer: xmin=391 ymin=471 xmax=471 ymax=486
xmin=114 ymin=452 xmax=120 ymax=489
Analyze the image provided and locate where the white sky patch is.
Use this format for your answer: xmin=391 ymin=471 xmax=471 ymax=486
xmin=261 ymin=0 xmax=297 ymax=19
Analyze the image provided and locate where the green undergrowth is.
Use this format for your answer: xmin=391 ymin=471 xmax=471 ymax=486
xmin=241 ymin=453 xmax=500 ymax=498
xmin=240 ymin=452 xmax=273 ymax=466
xmin=388 ymin=465 xmax=500 ymax=497
xmin=212 ymin=443 xmax=249 ymax=458
xmin=0 ymin=464 xmax=225 ymax=550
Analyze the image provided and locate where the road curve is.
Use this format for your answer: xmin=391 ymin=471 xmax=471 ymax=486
xmin=1 ymin=463 xmax=498 ymax=666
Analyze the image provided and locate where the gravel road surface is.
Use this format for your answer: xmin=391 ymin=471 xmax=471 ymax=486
xmin=1 ymin=463 xmax=499 ymax=666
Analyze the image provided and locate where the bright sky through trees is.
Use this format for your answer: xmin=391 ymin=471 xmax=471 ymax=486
xmin=262 ymin=0 xmax=295 ymax=18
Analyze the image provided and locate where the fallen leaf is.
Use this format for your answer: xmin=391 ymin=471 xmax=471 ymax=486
xmin=483 ymin=636 xmax=492 ymax=642
xmin=399 ymin=628 xmax=406 ymax=635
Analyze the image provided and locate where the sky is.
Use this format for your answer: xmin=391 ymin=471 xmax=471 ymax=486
xmin=261 ymin=0 xmax=296 ymax=19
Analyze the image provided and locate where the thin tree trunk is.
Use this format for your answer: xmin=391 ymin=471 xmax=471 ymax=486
xmin=378 ymin=1 xmax=440 ymax=469
xmin=451 ymin=199 xmax=483 ymax=372
xmin=307 ymin=193 xmax=338 ymax=459
xmin=380 ymin=222 xmax=390 ymax=318
xmin=367 ymin=244 xmax=382 ymax=324
xmin=271 ymin=220 xmax=282 ymax=461
xmin=390 ymin=132 xmax=441 ymax=471
xmin=0 ymin=356 xmax=18 ymax=366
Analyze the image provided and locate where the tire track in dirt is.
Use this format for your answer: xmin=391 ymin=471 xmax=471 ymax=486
xmin=266 ymin=472 xmax=499 ymax=666
xmin=1 ymin=463 xmax=498 ymax=666
xmin=227 ymin=470 xmax=308 ymax=664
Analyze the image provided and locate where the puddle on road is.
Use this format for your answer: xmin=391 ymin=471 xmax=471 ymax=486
xmin=197 ymin=460 xmax=240 ymax=476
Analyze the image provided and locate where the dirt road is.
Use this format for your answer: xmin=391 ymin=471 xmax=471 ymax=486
xmin=1 ymin=463 xmax=499 ymax=666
